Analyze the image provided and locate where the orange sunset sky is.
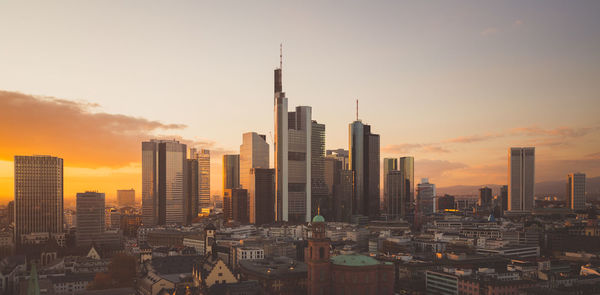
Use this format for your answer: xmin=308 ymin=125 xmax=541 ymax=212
xmin=1 ymin=1 xmax=599 ymax=206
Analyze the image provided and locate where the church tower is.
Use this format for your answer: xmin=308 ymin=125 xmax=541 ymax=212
xmin=306 ymin=210 xmax=331 ymax=294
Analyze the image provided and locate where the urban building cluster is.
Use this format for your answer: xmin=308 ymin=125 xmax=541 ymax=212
xmin=0 ymin=54 xmax=598 ymax=295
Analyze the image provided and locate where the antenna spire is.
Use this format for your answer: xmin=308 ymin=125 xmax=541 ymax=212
xmin=280 ymin=43 xmax=283 ymax=70
xmin=356 ymin=99 xmax=359 ymax=121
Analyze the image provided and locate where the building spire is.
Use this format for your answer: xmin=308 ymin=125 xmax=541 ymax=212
xmin=280 ymin=43 xmax=283 ymax=70
xmin=356 ymin=99 xmax=359 ymax=121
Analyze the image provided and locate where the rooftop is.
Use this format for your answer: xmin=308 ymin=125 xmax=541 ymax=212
xmin=330 ymin=254 xmax=380 ymax=267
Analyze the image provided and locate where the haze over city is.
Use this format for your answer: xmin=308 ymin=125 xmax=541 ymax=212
xmin=1 ymin=0 xmax=599 ymax=204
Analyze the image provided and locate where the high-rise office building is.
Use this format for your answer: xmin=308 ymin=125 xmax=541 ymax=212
xmin=326 ymin=149 xmax=349 ymax=170
xmin=240 ymin=133 xmax=269 ymax=189
xmin=240 ymin=132 xmax=269 ymax=223
xmin=437 ymin=195 xmax=455 ymax=211
xmin=311 ymin=121 xmax=328 ymax=218
xmin=117 ymin=189 xmax=135 ymax=208
xmin=324 ymin=157 xmax=353 ymax=222
xmin=14 ymin=155 xmax=63 ymax=244
xmin=399 ymin=156 xmax=415 ymax=211
xmin=383 ymin=158 xmax=398 ymax=214
xmin=417 ymin=178 xmax=436 ymax=214
xmin=385 ymin=170 xmax=405 ymax=218
xmin=349 ymin=120 xmax=380 ymax=218
xmin=273 ymin=54 xmax=315 ymax=222
xmin=76 ymin=192 xmax=105 ymax=247
xmin=508 ymin=147 xmax=535 ymax=212
xmin=567 ymin=173 xmax=586 ymax=211
xmin=222 ymin=154 xmax=240 ymax=192
xmin=223 ymin=188 xmax=248 ymax=223
xmin=500 ymin=185 xmax=508 ymax=212
xmin=479 ymin=187 xmax=493 ymax=208
xmin=186 ymin=157 xmax=200 ymax=224
xmin=249 ymin=168 xmax=275 ymax=225
xmin=192 ymin=149 xmax=211 ymax=210
xmin=142 ymin=139 xmax=188 ymax=225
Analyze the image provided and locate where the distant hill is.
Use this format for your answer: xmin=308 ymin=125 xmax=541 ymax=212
xmin=437 ymin=176 xmax=600 ymax=198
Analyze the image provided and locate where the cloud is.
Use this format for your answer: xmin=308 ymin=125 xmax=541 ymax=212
xmin=443 ymin=133 xmax=502 ymax=144
xmin=382 ymin=143 xmax=449 ymax=154
xmin=414 ymin=159 xmax=468 ymax=181
xmin=510 ymin=126 xmax=598 ymax=147
xmin=0 ymin=90 xmax=188 ymax=167
xmin=586 ymin=152 xmax=600 ymax=159
xmin=514 ymin=20 xmax=524 ymax=27
xmin=481 ymin=27 xmax=499 ymax=36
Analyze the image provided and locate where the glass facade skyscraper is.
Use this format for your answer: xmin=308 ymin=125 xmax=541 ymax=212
xmin=142 ymin=139 xmax=188 ymax=225
xmin=76 ymin=191 xmax=105 ymax=247
xmin=222 ymin=154 xmax=240 ymax=192
xmin=349 ymin=121 xmax=380 ymax=218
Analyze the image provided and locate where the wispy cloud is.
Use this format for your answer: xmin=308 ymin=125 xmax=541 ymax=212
xmin=443 ymin=133 xmax=502 ymax=144
xmin=382 ymin=143 xmax=449 ymax=154
xmin=481 ymin=27 xmax=499 ymax=36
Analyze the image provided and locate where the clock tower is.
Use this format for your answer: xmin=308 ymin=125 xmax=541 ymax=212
xmin=306 ymin=211 xmax=331 ymax=295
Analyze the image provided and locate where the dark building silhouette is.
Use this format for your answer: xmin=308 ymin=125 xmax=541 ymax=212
xmin=224 ymin=188 xmax=248 ymax=223
xmin=437 ymin=194 xmax=456 ymax=211
xmin=250 ymin=168 xmax=275 ymax=225
xmin=479 ymin=187 xmax=493 ymax=208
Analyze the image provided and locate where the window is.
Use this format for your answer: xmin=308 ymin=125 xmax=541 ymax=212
xmin=319 ymin=247 xmax=325 ymax=259
xmin=310 ymin=247 xmax=313 ymax=259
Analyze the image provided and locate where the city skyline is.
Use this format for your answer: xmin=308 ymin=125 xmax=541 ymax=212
xmin=1 ymin=1 xmax=600 ymax=204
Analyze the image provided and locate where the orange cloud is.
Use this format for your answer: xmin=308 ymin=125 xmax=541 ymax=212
xmin=0 ymin=90 xmax=186 ymax=167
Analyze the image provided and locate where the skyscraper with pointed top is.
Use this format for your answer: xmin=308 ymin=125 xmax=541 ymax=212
xmin=349 ymin=102 xmax=380 ymax=219
xmin=274 ymin=46 xmax=322 ymax=222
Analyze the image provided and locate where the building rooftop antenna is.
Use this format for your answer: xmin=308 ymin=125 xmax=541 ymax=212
xmin=280 ymin=43 xmax=283 ymax=70
xmin=356 ymin=99 xmax=359 ymax=121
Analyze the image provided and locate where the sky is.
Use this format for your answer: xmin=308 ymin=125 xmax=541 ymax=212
xmin=1 ymin=1 xmax=599 ymax=205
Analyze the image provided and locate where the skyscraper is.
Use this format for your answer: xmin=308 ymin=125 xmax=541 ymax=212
xmin=273 ymin=52 xmax=315 ymax=222
xmin=76 ymin=191 xmax=105 ymax=247
xmin=399 ymin=156 xmax=415 ymax=212
xmin=500 ymin=185 xmax=508 ymax=212
xmin=142 ymin=139 xmax=188 ymax=225
xmin=508 ymin=147 xmax=535 ymax=212
xmin=222 ymin=154 xmax=240 ymax=192
xmin=385 ymin=170 xmax=405 ymax=218
xmin=193 ymin=149 xmax=211 ymax=210
xmin=324 ymin=157 xmax=353 ymax=222
xmin=117 ymin=189 xmax=135 ymax=208
xmin=249 ymin=168 xmax=275 ymax=225
xmin=14 ymin=155 xmax=63 ymax=245
xmin=383 ymin=158 xmax=398 ymax=214
xmin=417 ymin=178 xmax=436 ymax=214
xmin=567 ymin=173 xmax=586 ymax=211
xmin=311 ymin=121 xmax=328 ymax=218
xmin=240 ymin=132 xmax=269 ymax=223
xmin=479 ymin=186 xmax=493 ymax=208
xmin=349 ymin=120 xmax=380 ymax=218
xmin=223 ymin=188 xmax=248 ymax=223
xmin=186 ymin=157 xmax=199 ymax=224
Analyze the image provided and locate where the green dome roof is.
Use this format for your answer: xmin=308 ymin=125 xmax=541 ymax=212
xmin=312 ymin=214 xmax=325 ymax=223
xmin=331 ymin=254 xmax=379 ymax=267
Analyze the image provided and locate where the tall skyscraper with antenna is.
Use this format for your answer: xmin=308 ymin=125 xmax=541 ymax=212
xmin=274 ymin=46 xmax=321 ymax=222
xmin=349 ymin=101 xmax=380 ymax=218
